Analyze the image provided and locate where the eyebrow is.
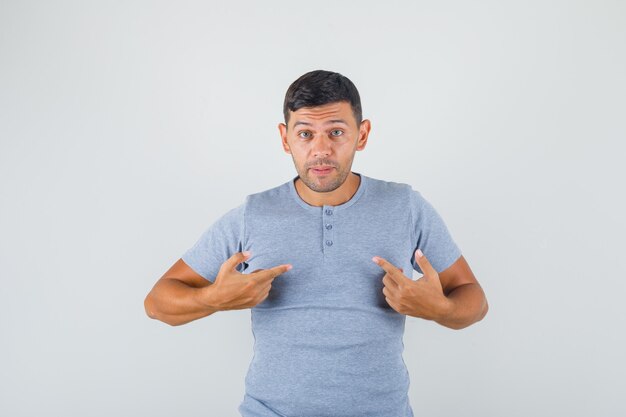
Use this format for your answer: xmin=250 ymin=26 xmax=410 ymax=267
xmin=293 ymin=119 xmax=349 ymax=128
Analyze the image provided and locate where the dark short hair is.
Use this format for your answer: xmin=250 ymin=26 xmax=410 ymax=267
xmin=283 ymin=70 xmax=362 ymax=127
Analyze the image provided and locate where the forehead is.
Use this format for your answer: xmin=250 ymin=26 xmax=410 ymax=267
xmin=289 ymin=101 xmax=354 ymax=126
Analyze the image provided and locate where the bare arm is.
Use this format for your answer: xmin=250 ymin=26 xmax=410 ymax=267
xmin=434 ymin=282 xmax=488 ymax=330
xmin=374 ymin=252 xmax=488 ymax=330
xmin=144 ymin=259 xmax=218 ymax=326
xmin=144 ymin=253 xmax=292 ymax=327
xmin=435 ymin=255 xmax=488 ymax=330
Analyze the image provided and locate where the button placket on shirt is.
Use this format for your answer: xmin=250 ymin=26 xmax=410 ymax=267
xmin=322 ymin=206 xmax=334 ymax=254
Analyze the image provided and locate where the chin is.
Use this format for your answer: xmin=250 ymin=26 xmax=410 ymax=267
xmin=307 ymin=174 xmax=347 ymax=193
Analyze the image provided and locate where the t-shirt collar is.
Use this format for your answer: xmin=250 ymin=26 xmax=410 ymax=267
xmin=288 ymin=171 xmax=367 ymax=213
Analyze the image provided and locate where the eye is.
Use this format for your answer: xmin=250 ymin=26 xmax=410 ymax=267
xmin=298 ymin=131 xmax=312 ymax=139
xmin=330 ymin=129 xmax=344 ymax=137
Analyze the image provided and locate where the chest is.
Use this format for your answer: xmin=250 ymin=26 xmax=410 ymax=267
xmin=242 ymin=208 xmax=415 ymax=309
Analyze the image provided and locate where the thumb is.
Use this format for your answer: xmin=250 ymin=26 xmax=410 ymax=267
xmin=220 ymin=251 xmax=251 ymax=274
xmin=415 ymin=249 xmax=437 ymax=278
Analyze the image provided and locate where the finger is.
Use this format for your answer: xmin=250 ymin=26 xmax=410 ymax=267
xmin=385 ymin=295 xmax=401 ymax=313
xmin=382 ymin=285 xmax=391 ymax=297
xmin=251 ymin=264 xmax=292 ymax=282
xmin=221 ymin=251 xmax=251 ymax=273
xmin=372 ymin=256 xmax=404 ymax=285
xmin=414 ymin=249 xmax=437 ymax=277
xmin=382 ymin=273 xmax=398 ymax=289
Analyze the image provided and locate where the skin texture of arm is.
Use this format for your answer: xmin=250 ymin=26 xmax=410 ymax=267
xmin=435 ymin=255 xmax=489 ymax=329
xmin=144 ymin=253 xmax=291 ymax=326
xmin=144 ymin=258 xmax=219 ymax=326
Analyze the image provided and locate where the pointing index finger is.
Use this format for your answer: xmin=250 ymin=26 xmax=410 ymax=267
xmin=372 ymin=256 xmax=404 ymax=281
xmin=251 ymin=264 xmax=292 ymax=282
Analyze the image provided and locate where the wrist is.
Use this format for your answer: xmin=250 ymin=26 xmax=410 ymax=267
xmin=434 ymin=296 xmax=454 ymax=322
xmin=195 ymin=285 xmax=221 ymax=313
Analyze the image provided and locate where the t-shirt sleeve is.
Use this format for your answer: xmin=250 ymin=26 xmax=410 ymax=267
xmin=181 ymin=201 xmax=247 ymax=283
xmin=410 ymin=189 xmax=462 ymax=274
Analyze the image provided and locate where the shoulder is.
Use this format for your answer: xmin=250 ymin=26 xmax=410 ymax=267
xmin=241 ymin=179 xmax=295 ymax=219
xmin=363 ymin=174 xmax=418 ymax=201
xmin=245 ymin=179 xmax=291 ymax=206
xmin=362 ymin=175 xmax=433 ymax=222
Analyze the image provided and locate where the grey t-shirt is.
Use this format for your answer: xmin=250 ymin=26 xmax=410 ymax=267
xmin=182 ymin=172 xmax=462 ymax=417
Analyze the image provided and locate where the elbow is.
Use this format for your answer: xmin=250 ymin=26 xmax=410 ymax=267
xmin=448 ymin=320 xmax=475 ymax=331
xmin=143 ymin=293 xmax=170 ymax=324
xmin=477 ymin=295 xmax=489 ymax=322
xmin=144 ymin=293 xmax=160 ymax=320
xmin=464 ymin=298 xmax=489 ymax=329
xmin=446 ymin=298 xmax=489 ymax=331
xmin=470 ymin=288 xmax=489 ymax=325
xmin=467 ymin=297 xmax=489 ymax=328
xmin=144 ymin=294 xmax=183 ymax=326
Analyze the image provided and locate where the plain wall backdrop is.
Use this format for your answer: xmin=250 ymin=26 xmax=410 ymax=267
xmin=1 ymin=1 xmax=625 ymax=416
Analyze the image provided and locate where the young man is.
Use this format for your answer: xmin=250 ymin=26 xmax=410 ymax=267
xmin=144 ymin=70 xmax=488 ymax=417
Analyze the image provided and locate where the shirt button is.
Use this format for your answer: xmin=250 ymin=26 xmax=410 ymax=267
xmin=325 ymin=209 xmax=333 ymax=215
xmin=325 ymin=240 xmax=333 ymax=246
xmin=325 ymin=224 xmax=332 ymax=230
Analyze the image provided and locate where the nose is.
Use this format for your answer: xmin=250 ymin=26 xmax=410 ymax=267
xmin=310 ymin=134 xmax=332 ymax=158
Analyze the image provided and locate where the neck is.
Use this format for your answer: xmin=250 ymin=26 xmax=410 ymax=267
xmin=294 ymin=172 xmax=361 ymax=207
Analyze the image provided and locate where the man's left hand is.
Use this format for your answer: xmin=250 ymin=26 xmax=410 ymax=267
xmin=372 ymin=249 xmax=453 ymax=320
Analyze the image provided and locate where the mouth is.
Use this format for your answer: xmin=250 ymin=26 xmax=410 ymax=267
xmin=310 ymin=166 xmax=335 ymax=175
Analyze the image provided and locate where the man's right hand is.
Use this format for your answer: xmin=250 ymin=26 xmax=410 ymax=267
xmin=201 ymin=251 xmax=292 ymax=311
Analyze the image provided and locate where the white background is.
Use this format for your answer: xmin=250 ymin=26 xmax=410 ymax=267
xmin=1 ymin=1 xmax=625 ymax=416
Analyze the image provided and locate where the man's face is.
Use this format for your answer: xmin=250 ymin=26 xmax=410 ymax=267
xmin=279 ymin=101 xmax=370 ymax=193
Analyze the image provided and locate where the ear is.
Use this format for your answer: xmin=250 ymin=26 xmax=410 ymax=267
xmin=278 ymin=123 xmax=291 ymax=154
xmin=356 ymin=119 xmax=371 ymax=151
